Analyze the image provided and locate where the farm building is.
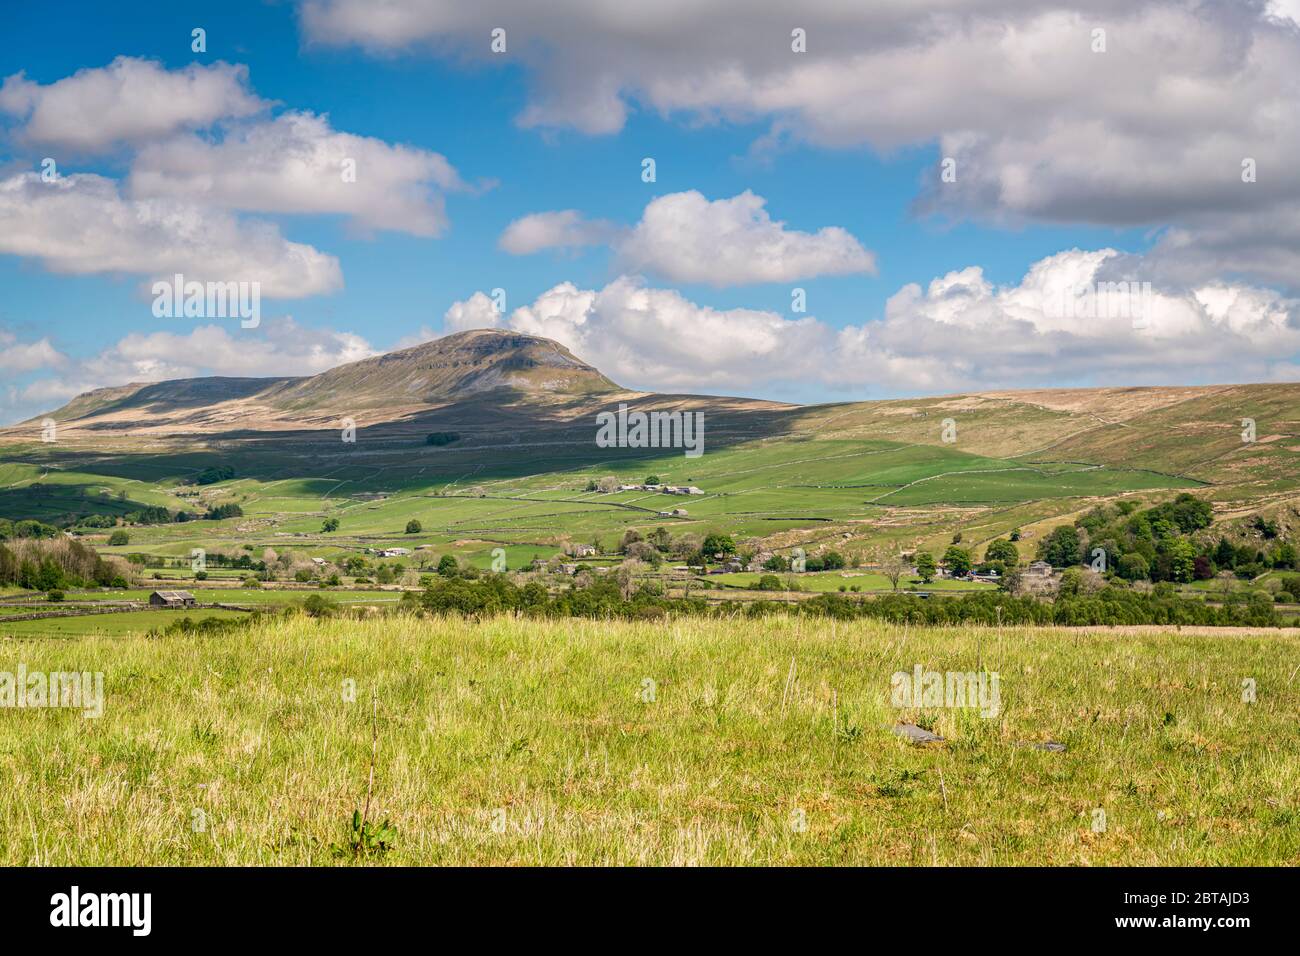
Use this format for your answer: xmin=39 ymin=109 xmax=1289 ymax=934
xmin=1026 ymin=561 xmax=1054 ymax=577
xmin=149 ymin=590 xmax=196 ymax=608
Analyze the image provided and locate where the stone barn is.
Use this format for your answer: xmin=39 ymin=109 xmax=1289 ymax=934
xmin=149 ymin=590 xmax=196 ymax=608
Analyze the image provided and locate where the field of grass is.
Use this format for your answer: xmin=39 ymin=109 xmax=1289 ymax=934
xmin=0 ymin=608 xmax=246 ymax=637
xmin=1 ymin=613 xmax=1295 ymax=865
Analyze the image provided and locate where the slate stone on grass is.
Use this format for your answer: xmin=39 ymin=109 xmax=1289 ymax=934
xmin=1015 ymin=740 xmax=1067 ymax=752
xmin=891 ymin=723 xmax=944 ymax=745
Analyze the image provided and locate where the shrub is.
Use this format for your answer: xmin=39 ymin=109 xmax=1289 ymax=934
xmin=301 ymin=594 xmax=336 ymax=618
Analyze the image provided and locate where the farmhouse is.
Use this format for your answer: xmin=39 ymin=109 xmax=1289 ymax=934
xmin=1027 ymin=561 xmax=1054 ymax=577
xmin=573 ymin=544 xmax=598 ymax=557
xmin=149 ymin=590 xmax=196 ymax=608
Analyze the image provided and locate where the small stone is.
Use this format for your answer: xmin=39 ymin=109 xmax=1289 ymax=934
xmin=891 ymin=723 xmax=944 ymax=745
xmin=1016 ymin=740 xmax=1067 ymax=752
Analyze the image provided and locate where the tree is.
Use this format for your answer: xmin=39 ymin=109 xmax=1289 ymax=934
xmin=644 ymin=475 xmax=661 ymax=485
xmin=984 ymin=538 xmax=1019 ymax=567
xmin=879 ymin=553 xmax=907 ymax=591
xmin=1039 ymin=525 xmax=1081 ymax=568
xmin=763 ymin=554 xmax=789 ymax=572
xmin=702 ymin=533 xmax=736 ymax=558
xmin=821 ymin=550 xmax=846 ymax=570
xmin=942 ymin=546 xmax=973 ymax=577
xmin=405 ymin=519 xmax=422 ymax=534
xmin=596 ymin=476 xmax=620 ymax=494
xmin=437 ymin=554 xmax=459 ymax=577
xmin=1116 ymin=553 xmax=1149 ymax=581
xmin=107 ymin=530 xmax=130 ymax=546
xmin=757 ymin=574 xmax=783 ymax=591
xmin=1164 ymin=538 xmax=1197 ymax=583
xmin=1058 ymin=567 xmax=1084 ymax=598
xmin=321 ymin=517 xmax=340 ymax=533
xmin=915 ymin=552 xmax=937 ymax=584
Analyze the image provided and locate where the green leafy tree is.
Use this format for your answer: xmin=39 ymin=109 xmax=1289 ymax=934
xmin=405 ymin=519 xmax=422 ymax=534
xmin=321 ymin=517 xmax=340 ymax=533
xmin=107 ymin=530 xmax=130 ymax=546
xmin=984 ymin=538 xmax=1019 ymax=567
xmin=915 ymin=552 xmax=937 ymax=583
xmin=1117 ymin=553 xmax=1150 ymax=581
xmin=1039 ymin=525 xmax=1081 ymax=568
xmin=437 ymin=554 xmax=459 ymax=577
xmin=701 ymin=533 xmax=736 ymax=558
xmin=942 ymin=546 xmax=972 ymax=576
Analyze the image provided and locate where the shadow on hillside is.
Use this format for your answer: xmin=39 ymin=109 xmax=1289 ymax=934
xmin=0 ymin=389 xmax=814 ymax=513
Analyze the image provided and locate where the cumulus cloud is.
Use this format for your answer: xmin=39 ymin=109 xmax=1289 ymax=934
xmin=0 ymin=172 xmax=342 ymax=298
xmin=130 ymin=111 xmax=466 ymax=236
xmin=299 ymin=1 xmax=1300 ymax=289
xmin=0 ymin=330 xmax=66 ymax=372
xmin=444 ymin=250 xmax=1300 ymax=395
xmin=500 ymin=191 xmax=875 ymax=286
xmin=618 ymin=190 xmax=875 ymax=286
xmin=442 ymin=291 xmax=503 ymax=332
xmin=498 ymin=210 xmax=619 ymax=255
xmin=0 ymin=56 xmax=265 ymax=152
xmin=78 ymin=316 xmax=375 ymax=382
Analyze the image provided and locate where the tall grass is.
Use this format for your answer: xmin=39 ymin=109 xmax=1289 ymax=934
xmin=1 ymin=612 xmax=1296 ymax=865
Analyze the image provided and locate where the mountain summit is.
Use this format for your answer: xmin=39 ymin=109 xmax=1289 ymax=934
xmin=14 ymin=329 xmax=624 ymax=438
xmin=262 ymin=329 xmax=620 ymax=411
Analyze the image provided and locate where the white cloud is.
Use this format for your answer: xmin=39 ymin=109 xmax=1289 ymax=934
xmin=500 ymin=191 xmax=875 ymax=286
xmin=0 ymin=172 xmax=342 ymax=298
xmin=498 ymin=210 xmax=618 ymax=255
xmin=130 ymin=111 xmax=466 ymax=236
xmin=299 ymin=1 xmax=1300 ymax=289
xmin=79 ymin=316 xmax=375 ymax=382
xmin=0 ymin=330 xmax=66 ymax=372
xmin=445 ymin=250 xmax=1300 ymax=395
xmin=618 ymin=190 xmax=875 ymax=286
xmin=0 ymin=57 xmax=265 ymax=152
xmin=442 ymin=291 xmax=502 ymax=332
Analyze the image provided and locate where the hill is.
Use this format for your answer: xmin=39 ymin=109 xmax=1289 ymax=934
xmin=1 ymin=331 xmax=1298 ymax=572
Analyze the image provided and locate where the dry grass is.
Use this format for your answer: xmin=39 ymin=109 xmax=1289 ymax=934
xmin=1 ymin=613 xmax=1296 ymax=865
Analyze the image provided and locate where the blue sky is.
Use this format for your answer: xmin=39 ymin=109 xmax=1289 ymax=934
xmin=2 ymin=0 xmax=1299 ymax=422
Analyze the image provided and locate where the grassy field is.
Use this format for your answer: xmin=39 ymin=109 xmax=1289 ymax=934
xmin=2 ymin=612 xmax=1295 ymax=865
xmin=0 ymin=609 xmax=248 ymax=637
